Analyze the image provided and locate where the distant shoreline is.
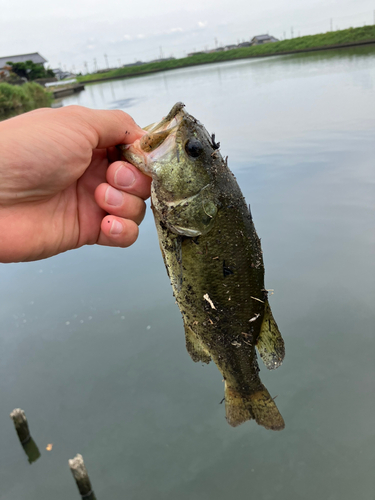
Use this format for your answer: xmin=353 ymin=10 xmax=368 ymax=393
xmin=77 ymin=26 xmax=375 ymax=85
xmin=80 ymin=39 xmax=375 ymax=85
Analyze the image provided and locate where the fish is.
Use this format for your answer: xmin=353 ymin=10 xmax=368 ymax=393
xmin=119 ymin=102 xmax=285 ymax=430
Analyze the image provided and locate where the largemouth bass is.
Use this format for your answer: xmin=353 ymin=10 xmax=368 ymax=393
xmin=119 ymin=103 xmax=285 ymax=430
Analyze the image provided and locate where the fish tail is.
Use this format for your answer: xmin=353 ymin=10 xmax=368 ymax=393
xmin=224 ymin=382 xmax=284 ymax=430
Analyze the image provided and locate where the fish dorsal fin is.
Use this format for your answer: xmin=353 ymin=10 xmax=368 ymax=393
xmin=256 ymin=299 xmax=285 ymax=370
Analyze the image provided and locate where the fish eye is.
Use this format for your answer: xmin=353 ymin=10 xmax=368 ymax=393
xmin=185 ymin=138 xmax=203 ymax=158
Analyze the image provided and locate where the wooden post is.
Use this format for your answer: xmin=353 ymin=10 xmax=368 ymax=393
xmin=69 ymin=454 xmax=97 ymax=499
xmin=10 ymin=408 xmax=30 ymax=444
xmin=22 ymin=437 xmax=41 ymax=464
xmin=10 ymin=408 xmax=41 ymax=463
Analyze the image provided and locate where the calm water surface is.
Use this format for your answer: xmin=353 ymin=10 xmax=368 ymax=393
xmin=1 ymin=46 xmax=374 ymax=499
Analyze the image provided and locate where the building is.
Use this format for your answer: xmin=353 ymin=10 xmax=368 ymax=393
xmin=0 ymin=52 xmax=47 ymax=71
xmin=187 ymin=51 xmax=206 ymax=57
xmin=237 ymin=41 xmax=252 ymax=48
xmin=251 ymin=35 xmax=279 ymax=45
xmin=148 ymin=57 xmax=176 ymax=63
xmin=51 ymin=68 xmax=74 ymax=80
xmin=123 ymin=61 xmax=145 ymax=68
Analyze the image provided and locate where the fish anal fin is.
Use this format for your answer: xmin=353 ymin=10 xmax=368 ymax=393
xmin=257 ymin=299 xmax=285 ymax=370
xmin=185 ymin=325 xmax=211 ymax=364
xmin=225 ymin=382 xmax=285 ymax=431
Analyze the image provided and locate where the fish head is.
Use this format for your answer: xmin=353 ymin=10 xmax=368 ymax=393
xmin=119 ymin=103 xmax=222 ymax=236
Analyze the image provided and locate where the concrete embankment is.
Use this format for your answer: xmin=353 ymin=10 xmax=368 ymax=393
xmin=51 ymin=83 xmax=85 ymax=98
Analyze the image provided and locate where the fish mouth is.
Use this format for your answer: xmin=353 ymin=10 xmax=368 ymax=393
xmin=119 ymin=102 xmax=186 ymax=176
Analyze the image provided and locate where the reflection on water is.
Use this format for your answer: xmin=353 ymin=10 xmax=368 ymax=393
xmin=107 ymin=96 xmax=140 ymax=109
xmin=1 ymin=45 xmax=374 ymax=500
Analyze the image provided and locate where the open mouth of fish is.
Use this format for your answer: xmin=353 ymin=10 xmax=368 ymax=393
xmin=118 ymin=102 xmax=186 ymax=176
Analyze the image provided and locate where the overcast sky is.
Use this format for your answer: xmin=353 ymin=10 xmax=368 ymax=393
xmin=1 ymin=0 xmax=374 ymax=73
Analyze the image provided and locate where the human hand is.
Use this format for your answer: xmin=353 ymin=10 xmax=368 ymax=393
xmin=0 ymin=105 xmax=151 ymax=263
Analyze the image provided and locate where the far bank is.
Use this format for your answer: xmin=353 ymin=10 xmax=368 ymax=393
xmin=78 ymin=25 xmax=375 ymax=84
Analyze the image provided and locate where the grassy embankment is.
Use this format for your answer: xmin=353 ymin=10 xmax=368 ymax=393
xmin=78 ymin=25 xmax=375 ymax=83
xmin=0 ymin=81 xmax=52 ymax=115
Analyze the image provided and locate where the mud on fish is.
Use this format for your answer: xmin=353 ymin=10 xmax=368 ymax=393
xmin=119 ymin=103 xmax=285 ymax=430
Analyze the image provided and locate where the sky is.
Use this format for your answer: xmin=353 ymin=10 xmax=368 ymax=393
xmin=0 ymin=0 xmax=374 ymax=74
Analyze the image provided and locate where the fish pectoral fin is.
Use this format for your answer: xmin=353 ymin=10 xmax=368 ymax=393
xmin=185 ymin=325 xmax=211 ymax=364
xmin=224 ymin=381 xmax=285 ymax=431
xmin=256 ymin=299 xmax=285 ymax=370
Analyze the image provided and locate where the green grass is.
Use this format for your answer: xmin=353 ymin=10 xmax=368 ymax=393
xmin=78 ymin=25 xmax=375 ymax=83
xmin=0 ymin=82 xmax=52 ymax=114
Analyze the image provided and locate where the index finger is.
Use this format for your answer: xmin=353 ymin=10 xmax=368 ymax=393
xmin=63 ymin=105 xmax=146 ymax=149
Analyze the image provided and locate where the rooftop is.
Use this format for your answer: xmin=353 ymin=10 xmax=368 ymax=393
xmin=252 ymin=34 xmax=279 ymax=42
xmin=0 ymin=52 xmax=47 ymax=68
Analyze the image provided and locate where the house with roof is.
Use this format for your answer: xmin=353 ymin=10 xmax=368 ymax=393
xmin=251 ymin=35 xmax=279 ymax=45
xmin=237 ymin=41 xmax=252 ymax=48
xmin=0 ymin=52 xmax=47 ymax=71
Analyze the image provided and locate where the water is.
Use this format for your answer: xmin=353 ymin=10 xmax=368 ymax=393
xmin=1 ymin=46 xmax=374 ymax=499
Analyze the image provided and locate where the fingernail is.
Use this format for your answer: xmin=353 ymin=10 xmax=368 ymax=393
xmin=105 ymin=186 xmax=123 ymax=206
xmin=110 ymin=220 xmax=123 ymax=234
xmin=115 ymin=165 xmax=136 ymax=188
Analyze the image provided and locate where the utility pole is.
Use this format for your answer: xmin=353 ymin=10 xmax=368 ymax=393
xmin=93 ymin=58 xmax=97 ymax=72
xmin=291 ymin=27 xmax=294 ymax=38
xmin=283 ymin=31 xmax=286 ymax=40
xmin=159 ymin=46 xmax=163 ymax=60
xmin=104 ymin=53 xmax=109 ymax=69
xmin=118 ymin=58 xmax=121 ymax=67
xmin=330 ymin=18 xmax=333 ymax=31
xmin=84 ymin=61 xmax=88 ymax=74
xmin=214 ymin=37 xmax=218 ymax=48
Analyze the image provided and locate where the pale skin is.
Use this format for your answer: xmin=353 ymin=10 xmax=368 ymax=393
xmin=0 ymin=105 xmax=152 ymax=263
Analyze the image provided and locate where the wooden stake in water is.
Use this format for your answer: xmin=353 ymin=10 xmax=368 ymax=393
xmin=10 ymin=408 xmax=31 ymax=444
xmin=10 ymin=408 xmax=41 ymax=463
xmin=69 ymin=454 xmax=96 ymax=499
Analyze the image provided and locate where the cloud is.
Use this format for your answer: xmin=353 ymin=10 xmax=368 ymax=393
xmin=198 ymin=21 xmax=207 ymax=28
